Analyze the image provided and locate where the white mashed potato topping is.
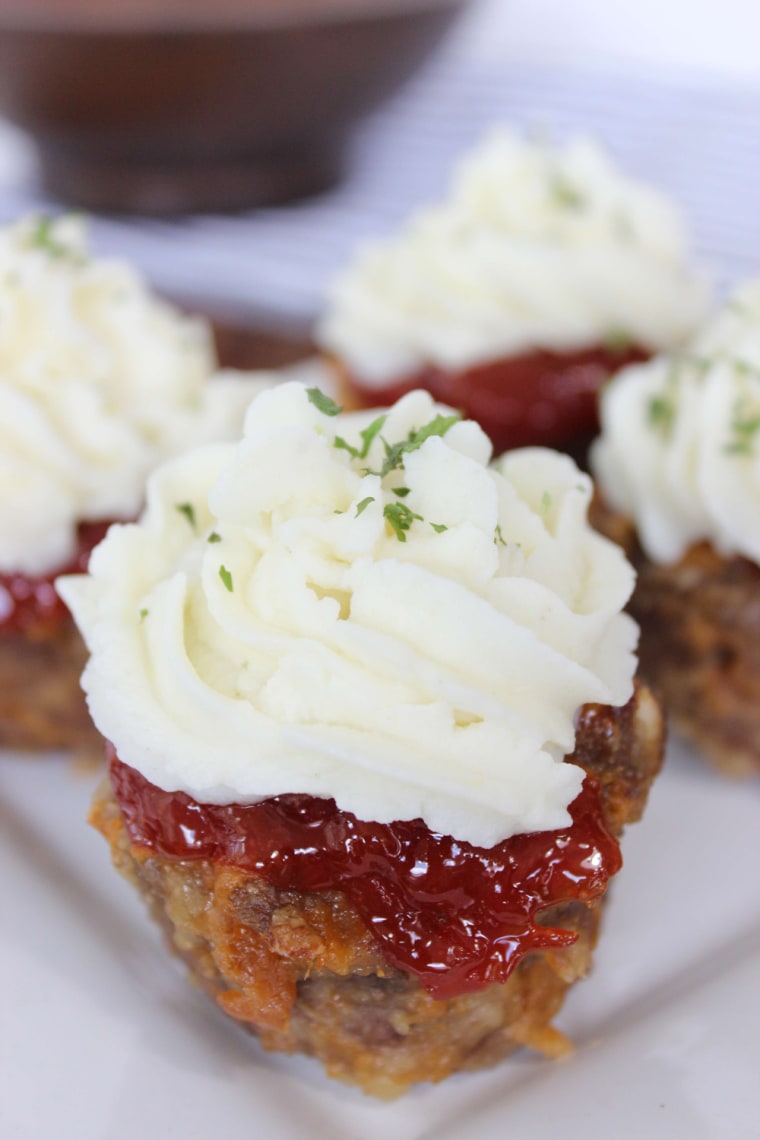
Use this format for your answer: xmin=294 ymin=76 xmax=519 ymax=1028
xmin=317 ymin=128 xmax=708 ymax=385
xmin=61 ymin=382 xmax=638 ymax=845
xmin=0 ymin=214 xmax=270 ymax=575
xmin=593 ymin=280 xmax=760 ymax=566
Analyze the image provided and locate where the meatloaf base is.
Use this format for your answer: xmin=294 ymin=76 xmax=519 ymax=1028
xmin=592 ymin=499 xmax=760 ymax=777
xmin=91 ymin=683 xmax=664 ymax=1098
xmin=0 ymin=616 xmax=100 ymax=755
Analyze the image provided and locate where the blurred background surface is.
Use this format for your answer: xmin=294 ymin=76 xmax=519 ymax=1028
xmin=0 ymin=0 xmax=757 ymax=357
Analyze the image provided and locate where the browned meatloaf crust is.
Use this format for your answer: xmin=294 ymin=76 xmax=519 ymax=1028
xmin=592 ymin=499 xmax=760 ymax=777
xmin=0 ymin=616 xmax=100 ymax=754
xmin=90 ymin=683 xmax=664 ymax=1099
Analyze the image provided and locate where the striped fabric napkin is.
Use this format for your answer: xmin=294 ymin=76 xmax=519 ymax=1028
xmin=0 ymin=54 xmax=756 ymax=328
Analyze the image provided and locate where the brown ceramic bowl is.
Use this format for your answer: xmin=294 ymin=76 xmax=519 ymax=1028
xmin=0 ymin=0 xmax=465 ymax=213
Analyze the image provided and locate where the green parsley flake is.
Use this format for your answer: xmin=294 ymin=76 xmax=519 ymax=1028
xmin=724 ymin=399 xmax=760 ymax=456
xmin=219 ymin=565 xmax=234 ymax=592
xmin=494 ymin=524 xmax=507 ymax=546
xmin=734 ymin=358 xmax=760 ymax=378
xmin=604 ymin=327 xmax=633 ymax=354
xmin=355 ymin=496 xmax=375 ymax=517
xmin=392 ymin=486 xmax=411 ymax=498
xmin=335 ymin=412 xmax=461 ymax=478
xmin=646 ymin=361 xmax=682 ymax=439
xmin=176 ymin=502 xmax=196 ymax=530
xmin=682 ymin=355 xmax=711 ymax=376
xmin=359 ymin=414 xmax=388 ymax=458
xmin=430 ymin=522 xmax=448 ymax=533
xmin=384 ymin=501 xmax=423 ymax=542
xmin=376 ymin=413 xmax=461 ymax=478
xmin=139 ymin=608 xmax=149 ymax=622
xmin=647 ymin=394 xmax=675 ymax=436
xmin=406 ymin=413 xmax=461 ymax=450
xmin=333 ymin=414 xmax=389 ymax=462
xmin=550 ymin=175 xmax=585 ymax=210
xmin=307 ymin=387 xmax=343 ymax=416
xmin=207 ymin=531 xmax=222 ymax=544
xmin=333 ymin=435 xmax=359 ymax=458
xmin=376 ymin=439 xmax=409 ymax=478
xmin=28 ymin=216 xmax=69 ymax=258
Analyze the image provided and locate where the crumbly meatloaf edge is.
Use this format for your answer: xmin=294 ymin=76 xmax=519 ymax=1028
xmin=591 ymin=497 xmax=760 ymax=777
xmin=0 ymin=615 xmax=100 ymax=755
xmin=91 ymin=682 xmax=664 ymax=1098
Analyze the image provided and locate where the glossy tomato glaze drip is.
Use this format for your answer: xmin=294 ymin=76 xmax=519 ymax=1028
xmin=109 ymin=750 xmax=622 ymax=1000
xmin=344 ymin=344 xmax=649 ymax=455
xmin=0 ymin=521 xmax=111 ymax=635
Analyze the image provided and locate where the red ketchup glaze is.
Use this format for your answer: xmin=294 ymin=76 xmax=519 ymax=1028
xmin=0 ymin=520 xmax=112 ymax=635
xmin=109 ymin=750 xmax=622 ymax=1000
xmin=345 ymin=344 xmax=649 ymax=456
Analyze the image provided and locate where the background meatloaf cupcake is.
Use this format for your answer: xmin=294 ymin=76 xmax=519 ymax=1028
xmin=59 ymin=382 xmax=664 ymax=1097
xmin=316 ymin=128 xmax=708 ymax=458
xmin=591 ymin=281 xmax=760 ymax=776
xmin=0 ymin=214 xmax=270 ymax=752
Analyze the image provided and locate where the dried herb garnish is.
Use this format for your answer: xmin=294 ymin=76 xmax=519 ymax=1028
xmin=307 ymin=388 xmax=342 ymax=416
xmin=384 ymin=501 xmax=423 ymax=542
xmin=176 ymin=502 xmax=196 ymax=530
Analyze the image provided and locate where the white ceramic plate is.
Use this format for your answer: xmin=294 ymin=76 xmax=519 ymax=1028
xmin=1 ymin=738 xmax=758 ymax=1140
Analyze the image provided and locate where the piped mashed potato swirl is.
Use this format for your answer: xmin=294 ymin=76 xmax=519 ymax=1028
xmin=592 ymin=281 xmax=760 ymax=565
xmin=0 ymin=214 xmax=269 ymax=576
xmin=316 ymin=128 xmax=708 ymax=386
xmin=60 ymin=382 xmax=638 ymax=846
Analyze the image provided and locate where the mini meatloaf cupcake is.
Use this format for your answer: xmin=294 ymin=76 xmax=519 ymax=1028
xmin=591 ymin=281 xmax=760 ymax=776
xmin=59 ymin=382 xmax=664 ymax=1097
xmin=316 ymin=128 xmax=708 ymax=457
xmin=0 ymin=214 xmax=269 ymax=752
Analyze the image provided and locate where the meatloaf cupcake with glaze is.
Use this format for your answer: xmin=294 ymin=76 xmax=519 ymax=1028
xmin=317 ymin=128 xmax=708 ymax=458
xmin=592 ymin=281 xmax=760 ymax=776
xmin=60 ymin=382 xmax=664 ymax=1097
xmin=0 ymin=214 xmax=269 ymax=752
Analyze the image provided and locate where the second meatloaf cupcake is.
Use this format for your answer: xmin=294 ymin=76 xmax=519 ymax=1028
xmin=592 ymin=281 xmax=760 ymax=776
xmin=0 ymin=214 xmax=269 ymax=752
xmin=317 ymin=128 xmax=708 ymax=456
xmin=59 ymin=382 xmax=664 ymax=1097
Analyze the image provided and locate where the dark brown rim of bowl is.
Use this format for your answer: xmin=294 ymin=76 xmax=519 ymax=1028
xmin=0 ymin=0 xmax=467 ymax=34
